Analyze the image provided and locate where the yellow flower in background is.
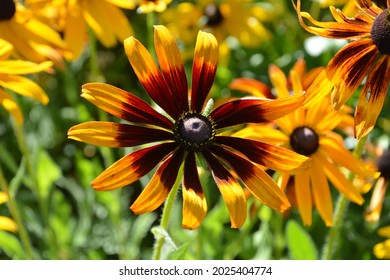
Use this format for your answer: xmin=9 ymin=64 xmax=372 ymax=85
xmin=231 ymin=59 xmax=378 ymax=226
xmin=0 ymin=39 xmax=52 ymax=124
xmin=365 ymin=149 xmax=389 ymax=222
xmin=26 ymin=0 xmax=135 ymax=60
xmin=0 ymin=0 xmax=68 ymax=67
xmin=159 ymin=0 xmax=275 ymax=51
xmin=135 ymin=0 xmax=172 ymax=13
xmin=68 ymin=25 xmax=309 ymax=229
xmin=0 ymin=191 xmax=17 ymax=233
xmin=374 ymin=225 xmax=390 ymax=259
xmin=319 ymin=0 xmax=359 ymax=16
xmin=295 ymin=0 xmax=390 ymax=139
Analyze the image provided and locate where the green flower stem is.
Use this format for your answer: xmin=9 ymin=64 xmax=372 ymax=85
xmin=146 ymin=12 xmax=156 ymax=57
xmin=152 ymin=164 xmax=184 ymax=260
xmin=321 ymin=135 xmax=368 ymax=260
xmin=0 ymin=167 xmax=34 ymax=259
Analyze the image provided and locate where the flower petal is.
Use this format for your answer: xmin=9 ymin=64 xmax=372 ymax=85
xmin=210 ymin=94 xmax=304 ymax=129
xmin=92 ymin=142 xmax=176 ymax=191
xmin=0 ymin=88 xmax=23 ymax=124
xmin=310 ymin=155 xmax=333 ymax=226
xmin=318 ymin=151 xmax=364 ymax=204
xmin=154 ymin=25 xmax=189 ymax=112
xmin=319 ymin=133 xmax=378 ymax=178
xmin=232 ymin=125 xmax=290 ymax=145
xmin=294 ymin=170 xmax=312 ymax=226
xmin=130 ymin=148 xmax=185 ymax=214
xmin=191 ymin=30 xmax=218 ymax=112
xmin=355 ymin=56 xmax=390 ymax=139
xmin=124 ymin=36 xmax=181 ymax=119
xmin=364 ymin=177 xmax=387 ymax=223
xmin=182 ymin=152 xmax=207 ymax=230
xmin=68 ymin=121 xmax=174 ymax=147
xmin=229 ymin=78 xmax=274 ymax=99
xmin=0 ymin=60 xmax=53 ymax=75
xmin=0 ymin=74 xmax=48 ymax=104
xmin=216 ymin=136 xmax=309 ymax=172
xmin=0 ymin=216 xmax=18 ymax=233
xmin=209 ymin=145 xmax=290 ymax=213
xmin=81 ymin=83 xmax=173 ymax=129
xmin=203 ymin=150 xmax=247 ymax=228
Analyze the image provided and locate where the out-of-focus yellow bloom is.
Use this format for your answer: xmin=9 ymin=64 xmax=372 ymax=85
xmin=159 ymin=0 xmax=276 ymax=61
xmin=0 ymin=39 xmax=52 ymax=124
xmin=0 ymin=191 xmax=17 ymax=233
xmin=26 ymin=0 xmax=135 ymax=60
xmin=135 ymin=0 xmax=172 ymax=13
xmin=319 ymin=0 xmax=358 ymax=16
xmin=0 ymin=0 xmax=68 ymax=67
xmin=374 ymin=226 xmax=390 ymax=259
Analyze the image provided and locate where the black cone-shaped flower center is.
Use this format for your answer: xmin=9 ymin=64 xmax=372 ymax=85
xmin=376 ymin=150 xmax=390 ymax=179
xmin=290 ymin=126 xmax=319 ymax=156
xmin=174 ymin=112 xmax=215 ymax=152
xmin=204 ymin=4 xmax=224 ymax=26
xmin=0 ymin=0 xmax=16 ymax=21
xmin=371 ymin=8 xmax=390 ymax=55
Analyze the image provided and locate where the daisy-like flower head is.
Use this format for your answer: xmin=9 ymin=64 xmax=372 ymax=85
xmin=68 ymin=25 xmax=309 ymax=229
xmin=25 ymin=0 xmax=135 ymax=60
xmin=0 ymin=38 xmax=53 ymax=124
xmin=230 ymin=59 xmax=378 ymax=226
xmin=0 ymin=191 xmax=17 ymax=233
xmin=374 ymin=225 xmax=390 ymax=259
xmin=0 ymin=0 xmax=68 ymax=66
xmin=294 ymin=0 xmax=390 ymax=139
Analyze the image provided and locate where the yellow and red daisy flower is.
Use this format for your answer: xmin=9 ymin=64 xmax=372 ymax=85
xmin=0 ymin=38 xmax=53 ymax=124
xmin=68 ymin=25 xmax=309 ymax=229
xmin=0 ymin=0 xmax=68 ymax=66
xmin=230 ymin=59 xmax=377 ymax=226
xmin=295 ymin=0 xmax=390 ymax=139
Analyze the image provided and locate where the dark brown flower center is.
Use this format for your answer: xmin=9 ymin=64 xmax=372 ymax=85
xmin=370 ymin=8 xmax=390 ymax=55
xmin=0 ymin=0 xmax=16 ymax=21
xmin=376 ymin=150 xmax=390 ymax=179
xmin=204 ymin=4 xmax=224 ymax=26
xmin=290 ymin=126 xmax=319 ymax=156
xmin=173 ymin=112 xmax=215 ymax=152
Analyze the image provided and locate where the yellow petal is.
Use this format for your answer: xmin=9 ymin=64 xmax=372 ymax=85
xmin=295 ymin=170 xmax=312 ymax=226
xmin=0 ymin=38 xmax=13 ymax=59
xmin=0 ymin=88 xmax=24 ymax=124
xmin=0 ymin=74 xmax=49 ymax=104
xmin=374 ymin=239 xmax=390 ymax=259
xmin=0 ymin=60 xmax=52 ymax=75
xmin=310 ymin=154 xmax=333 ymax=226
xmin=0 ymin=216 xmax=17 ymax=233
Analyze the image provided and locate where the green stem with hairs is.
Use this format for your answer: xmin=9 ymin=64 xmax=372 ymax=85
xmin=321 ymin=135 xmax=368 ymax=260
xmin=152 ymin=164 xmax=184 ymax=260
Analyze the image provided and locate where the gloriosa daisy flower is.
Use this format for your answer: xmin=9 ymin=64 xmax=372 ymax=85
xmin=26 ymin=0 xmax=135 ymax=60
xmin=0 ymin=191 xmax=17 ymax=233
xmin=0 ymin=38 xmax=53 ymax=124
xmin=295 ymin=0 xmax=390 ymax=139
xmin=230 ymin=59 xmax=377 ymax=226
xmin=68 ymin=25 xmax=309 ymax=229
xmin=0 ymin=0 xmax=68 ymax=66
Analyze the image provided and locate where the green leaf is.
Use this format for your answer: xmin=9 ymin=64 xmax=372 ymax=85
xmin=0 ymin=231 xmax=26 ymax=260
xmin=168 ymin=242 xmax=190 ymax=260
xmin=36 ymin=149 xmax=62 ymax=201
xmin=286 ymin=220 xmax=318 ymax=260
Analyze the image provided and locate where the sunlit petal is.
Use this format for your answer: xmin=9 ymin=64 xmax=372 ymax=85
xmin=130 ymin=149 xmax=185 ymax=213
xmin=294 ymin=170 xmax=312 ymax=226
xmin=91 ymin=143 xmax=176 ymax=191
